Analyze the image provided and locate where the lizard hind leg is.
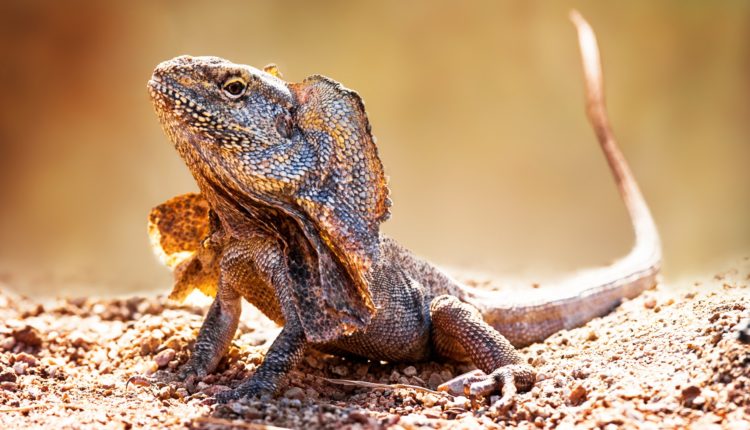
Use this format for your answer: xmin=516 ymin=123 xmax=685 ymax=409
xmin=430 ymin=295 xmax=536 ymax=410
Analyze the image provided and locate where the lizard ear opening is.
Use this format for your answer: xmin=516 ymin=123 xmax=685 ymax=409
xmin=290 ymin=75 xmax=391 ymax=290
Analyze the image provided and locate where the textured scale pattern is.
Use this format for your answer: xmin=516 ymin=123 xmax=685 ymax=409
xmin=147 ymin=36 xmax=660 ymax=404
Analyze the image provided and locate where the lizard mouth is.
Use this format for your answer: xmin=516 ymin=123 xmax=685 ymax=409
xmin=147 ymin=76 xmax=178 ymax=118
xmin=147 ymin=76 xmax=217 ymax=163
xmin=148 ymin=76 xmax=186 ymax=113
xmin=147 ymin=75 xmax=224 ymax=144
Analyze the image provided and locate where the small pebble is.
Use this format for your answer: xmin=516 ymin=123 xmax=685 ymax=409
xmin=13 ymin=326 xmax=43 ymax=347
xmin=1 ymin=381 xmax=18 ymax=391
xmin=427 ymin=373 xmax=444 ymax=389
xmin=305 ymin=388 xmax=319 ymax=399
xmin=448 ymin=396 xmax=469 ymax=410
xmin=284 ymin=386 xmax=305 ymax=400
xmin=140 ymin=337 xmax=160 ymax=355
xmin=347 ymin=410 xmax=371 ymax=424
xmin=69 ymin=331 xmax=90 ymax=348
xmin=154 ymin=348 xmax=176 ymax=368
xmin=99 ymin=376 xmax=116 ymax=389
xmin=175 ymin=388 xmax=189 ymax=399
xmin=422 ymin=393 xmax=438 ymax=407
xmin=331 ymin=365 xmax=349 ymax=377
xmin=644 ymin=297 xmax=657 ymax=309
xmin=681 ymin=385 xmax=701 ymax=406
xmin=12 ymin=362 xmax=27 ymax=376
xmin=0 ymin=371 xmax=17 ymax=382
xmin=157 ymin=385 xmax=173 ymax=400
xmin=16 ymin=352 xmax=39 ymax=367
xmin=569 ymin=384 xmax=587 ymax=406
xmin=143 ymin=361 xmax=159 ymax=375
xmin=1 ymin=336 xmax=16 ymax=351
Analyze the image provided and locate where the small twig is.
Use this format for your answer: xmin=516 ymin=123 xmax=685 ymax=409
xmin=322 ymin=377 xmax=452 ymax=397
xmin=125 ymin=375 xmax=154 ymax=390
xmin=191 ymin=416 xmax=290 ymax=430
xmin=0 ymin=405 xmax=41 ymax=413
xmin=0 ymin=403 xmax=87 ymax=413
xmin=125 ymin=374 xmax=161 ymax=399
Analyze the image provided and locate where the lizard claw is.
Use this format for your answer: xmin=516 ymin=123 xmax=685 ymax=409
xmin=177 ymin=362 xmax=210 ymax=394
xmin=438 ymin=364 xmax=535 ymax=411
xmin=215 ymin=388 xmax=242 ymax=403
xmin=199 ymin=396 xmax=219 ymax=406
xmin=437 ymin=369 xmax=486 ymax=396
xmin=214 ymin=378 xmax=275 ymax=403
xmin=488 ymin=368 xmax=519 ymax=414
xmin=214 ymin=385 xmax=263 ymax=404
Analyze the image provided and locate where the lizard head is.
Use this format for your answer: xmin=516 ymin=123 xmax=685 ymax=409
xmin=148 ymin=55 xmax=301 ymax=194
xmin=149 ymin=56 xmax=390 ymax=334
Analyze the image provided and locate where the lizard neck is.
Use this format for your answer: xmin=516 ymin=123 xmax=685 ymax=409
xmin=192 ymin=171 xmax=285 ymax=242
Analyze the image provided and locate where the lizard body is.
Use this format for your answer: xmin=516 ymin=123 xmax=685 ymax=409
xmin=146 ymin=13 xmax=660 ymax=405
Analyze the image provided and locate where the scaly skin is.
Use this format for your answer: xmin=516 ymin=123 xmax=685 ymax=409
xmin=146 ymin=13 xmax=661 ymax=406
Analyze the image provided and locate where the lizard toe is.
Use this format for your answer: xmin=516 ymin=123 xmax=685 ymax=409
xmin=438 ymin=364 xmax=536 ymax=399
xmin=215 ymin=388 xmax=243 ymax=404
xmin=437 ymin=369 xmax=486 ymax=396
xmin=178 ymin=364 xmax=210 ymax=394
xmin=215 ymin=378 xmax=276 ymax=403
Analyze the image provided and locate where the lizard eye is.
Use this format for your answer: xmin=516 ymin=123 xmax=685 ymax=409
xmin=275 ymin=114 xmax=293 ymax=139
xmin=222 ymin=78 xmax=247 ymax=99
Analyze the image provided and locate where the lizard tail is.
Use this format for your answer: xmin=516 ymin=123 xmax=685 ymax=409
xmin=461 ymin=11 xmax=661 ymax=348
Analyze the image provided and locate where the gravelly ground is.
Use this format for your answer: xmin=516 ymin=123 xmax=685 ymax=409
xmin=0 ymin=260 xmax=748 ymax=429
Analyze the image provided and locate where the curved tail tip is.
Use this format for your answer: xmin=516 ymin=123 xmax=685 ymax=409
xmin=569 ymin=9 xmax=584 ymax=26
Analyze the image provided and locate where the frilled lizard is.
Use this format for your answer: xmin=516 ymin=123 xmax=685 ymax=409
xmin=146 ymin=12 xmax=660 ymax=407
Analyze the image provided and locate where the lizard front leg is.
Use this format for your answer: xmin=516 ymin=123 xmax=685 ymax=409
xmin=179 ymin=276 xmax=241 ymax=387
xmin=430 ymin=295 xmax=535 ymax=410
xmin=207 ymin=238 xmax=308 ymax=403
xmin=178 ymin=238 xmax=250 ymax=388
xmin=215 ymin=312 xmax=306 ymax=403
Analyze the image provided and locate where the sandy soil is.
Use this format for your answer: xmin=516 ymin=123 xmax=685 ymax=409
xmin=0 ymin=261 xmax=748 ymax=430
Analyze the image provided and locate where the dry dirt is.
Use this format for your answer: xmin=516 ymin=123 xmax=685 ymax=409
xmin=0 ymin=261 xmax=748 ymax=430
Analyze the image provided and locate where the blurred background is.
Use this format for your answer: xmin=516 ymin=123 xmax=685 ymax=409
xmin=0 ymin=1 xmax=747 ymax=297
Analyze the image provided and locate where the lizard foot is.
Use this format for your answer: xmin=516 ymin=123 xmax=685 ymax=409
xmin=177 ymin=363 xmax=209 ymax=394
xmin=214 ymin=378 xmax=275 ymax=404
xmin=438 ymin=364 xmax=535 ymax=411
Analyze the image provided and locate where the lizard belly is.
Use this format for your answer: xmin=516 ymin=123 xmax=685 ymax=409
xmin=320 ymin=269 xmax=433 ymax=362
